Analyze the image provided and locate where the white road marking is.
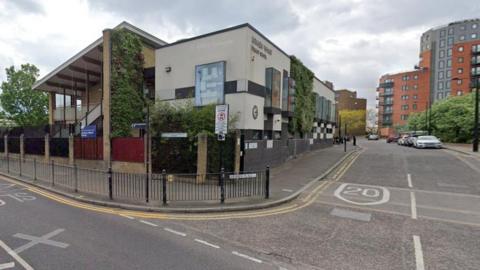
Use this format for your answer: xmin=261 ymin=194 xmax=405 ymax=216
xmin=119 ymin=214 xmax=135 ymax=220
xmin=0 ymin=240 xmax=34 ymax=270
xmin=330 ymin=207 xmax=372 ymax=222
xmin=0 ymin=262 xmax=15 ymax=270
xmin=14 ymin=229 xmax=69 ymax=254
xmin=232 ymin=251 xmax=263 ymax=263
xmin=282 ymin=189 xmax=293 ymax=193
xmin=413 ymin=235 xmax=425 ymax=270
xmin=139 ymin=220 xmax=158 ymax=227
xmin=410 ymin=191 xmax=417 ymax=220
xmin=194 ymin=239 xmax=220 ymax=249
xmin=407 ymin=174 xmax=413 ymax=188
xmin=334 ymin=183 xmax=390 ymax=206
xmin=164 ymin=228 xmax=186 ymax=237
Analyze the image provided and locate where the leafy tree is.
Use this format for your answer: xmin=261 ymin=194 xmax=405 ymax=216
xmin=290 ymin=56 xmax=315 ymax=137
xmin=0 ymin=64 xmax=48 ymax=126
xmin=339 ymin=109 xmax=366 ymax=135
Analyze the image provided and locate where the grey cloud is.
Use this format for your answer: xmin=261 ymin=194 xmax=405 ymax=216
xmin=6 ymin=0 xmax=44 ymax=14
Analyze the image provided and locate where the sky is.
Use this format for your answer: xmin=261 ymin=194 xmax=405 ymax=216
xmin=1 ymin=0 xmax=479 ymax=109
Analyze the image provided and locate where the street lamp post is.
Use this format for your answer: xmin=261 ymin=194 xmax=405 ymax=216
xmin=453 ymin=77 xmax=479 ymax=152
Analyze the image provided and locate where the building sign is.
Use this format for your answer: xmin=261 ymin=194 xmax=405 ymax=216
xmin=215 ymin=104 xmax=229 ymax=135
xmin=81 ymin=125 xmax=96 ymax=138
xmin=161 ymin=132 xmax=187 ymax=138
xmin=252 ymin=105 xmax=258 ymax=119
xmin=251 ymin=36 xmax=272 ymax=60
xmin=195 ymin=61 xmax=225 ymax=106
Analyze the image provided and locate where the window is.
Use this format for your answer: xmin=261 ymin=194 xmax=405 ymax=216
xmin=456 ymin=79 xmax=462 ymax=85
xmin=194 ymin=61 xmax=225 ymax=106
xmin=473 ymin=23 xmax=478 ymax=29
xmin=265 ymin=67 xmax=281 ymax=108
xmin=446 ymin=91 xmax=450 ymax=97
xmin=457 ymin=90 xmax=463 ymax=96
xmin=471 ymin=33 xmax=478 ymax=39
xmin=447 ymin=48 xmax=452 ymax=56
xmin=402 ymin=75 xmax=410 ymax=81
xmin=402 ymin=85 xmax=409 ymax=91
xmin=438 ymin=81 xmax=444 ymax=90
xmin=458 ymin=46 xmax=464 ymax=52
xmin=448 ymin=28 xmax=454 ymax=35
xmin=446 ymin=70 xmax=452 ymax=78
xmin=413 ymin=84 xmax=418 ymax=90
xmin=413 ymin=74 xmax=418 ymax=80
xmin=440 ymin=29 xmax=446 ymax=37
xmin=473 ymin=44 xmax=480 ymax=53
xmin=438 ymin=71 xmax=444 ymax=79
xmin=439 ymin=39 xmax=446 ymax=48
xmin=439 ymin=50 xmax=445 ymax=58
xmin=439 ymin=60 xmax=445 ymax=69
xmin=460 ymin=35 xmax=466 ymax=41
xmin=458 ymin=57 xmax=464 ymax=63
xmin=413 ymin=95 xmax=418 ymax=99
xmin=447 ymin=37 xmax=454 ymax=45
xmin=401 ymin=95 xmax=409 ymax=100
xmin=446 ymin=81 xmax=451 ymax=89
xmin=460 ymin=25 xmax=466 ymax=31
xmin=447 ymin=59 xmax=452 ymax=68
xmin=458 ymin=68 xmax=463 ymax=74
xmin=402 ymin=105 xmax=409 ymax=110
xmin=401 ymin=115 xmax=409 ymax=120
xmin=437 ymin=92 xmax=444 ymax=99
xmin=413 ymin=104 xmax=418 ymax=110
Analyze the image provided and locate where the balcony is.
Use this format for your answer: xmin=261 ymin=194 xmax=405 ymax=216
xmin=379 ymin=81 xmax=394 ymax=88
xmin=53 ymin=103 xmax=100 ymax=123
xmin=472 ymin=57 xmax=480 ymax=66
xmin=380 ymin=92 xmax=394 ymax=97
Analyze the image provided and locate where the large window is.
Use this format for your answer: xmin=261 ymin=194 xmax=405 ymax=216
xmin=195 ymin=61 xmax=225 ymax=106
xmin=265 ymin=68 xmax=281 ymax=108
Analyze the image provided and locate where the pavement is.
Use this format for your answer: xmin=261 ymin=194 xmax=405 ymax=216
xmin=0 ymin=143 xmax=357 ymax=213
xmin=443 ymin=143 xmax=480 ymax=158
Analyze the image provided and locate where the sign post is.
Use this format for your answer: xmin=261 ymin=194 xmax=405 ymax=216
xmin=215 ymin=105 xmax=229 ymax=173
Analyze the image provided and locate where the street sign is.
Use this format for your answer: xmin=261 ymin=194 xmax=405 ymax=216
xmin=131 ymin=123 xmax=146 ymax=129
xmin=81 ymin=125 xmax=96 ymax=138
xmin=215 ymin=104 xmax=229 ymax=135
xmin=161 ymin=132 xmax=188 ymax=138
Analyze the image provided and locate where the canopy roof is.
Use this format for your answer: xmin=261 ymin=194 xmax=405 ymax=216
xmin=32 ymin=21 xmax=167 ymax=96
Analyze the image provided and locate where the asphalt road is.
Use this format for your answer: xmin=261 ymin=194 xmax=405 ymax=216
xmin=1 ymin=139 xmax=480 ymax=269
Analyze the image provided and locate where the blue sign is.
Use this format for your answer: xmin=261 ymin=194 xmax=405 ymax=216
xmin=81 ymin=125 xmax=96 ymax=138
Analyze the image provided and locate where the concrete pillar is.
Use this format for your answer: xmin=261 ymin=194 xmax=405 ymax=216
xmin=196 ymin=133 xmax=208 ymax=183
xmin=234 ymin=131 xmax=241 ymax=173
xmin=102 ymin=29 xmax=112 ymax=167
xmin=48 ymin=92 xmax=55 ymax=125
xmin=68 ymin=133 xmax=74 ymax=165
xmin=4 ymin=135 xmax=8 ymax=156
xmin=20 ymin=134 xmax=25 ymax=160
xmin=44 ymin=133 xmax=50 ymax=162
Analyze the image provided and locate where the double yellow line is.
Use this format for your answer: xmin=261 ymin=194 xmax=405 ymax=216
xmin=0 ymin=150 xmax=362 ymax=221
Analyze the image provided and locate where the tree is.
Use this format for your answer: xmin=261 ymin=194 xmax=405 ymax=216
xmin=339 ymin=109 xmax=366 ymax=135
xmin=0 ymin=64 xmax=48 ymax=126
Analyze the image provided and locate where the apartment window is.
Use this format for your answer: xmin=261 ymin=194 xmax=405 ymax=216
xmin=439 ymin=60 xmax=445 ymax=69
xmin=402 ymin=85 xmax=409 ymax=91
xmin=439 ymin=39 xmax=446 ymax=48
xmin=458 ymin=46 xmax=464 ymax=52
xmin=440 ymin=29 xmax=446 ymax=37
xmin=460 ymin=35 xmax=466 ymax=41
xmin=447 ymin=59 xmax=452 ymax=68
xmin=401 ymin=95 xmax=409 ymax=100
xmin=446 ymin=81 xmax=451 ymax=89
xmin=438 ymin=71 xmax=444 ymax=79
xmin=460 ymin=25 xmax=466 ymax=31
xmin=447 ymin=37 xmax=454 ymax=45
xmin=457 ymin=90 xmax=463 ymax=96
xmin=446 ymin=70 xmax=452 ymax=78
xmin=447 ymin=48 xmax=452 ymax=57
xmin=439 ymin=50 xmax=445 ymax=58
xmin=413 ymin=74 xmax=418 ymax=80
xmin=457 ymin=68 xmax=463 ymax=74
xmin=265 ymin=67 xmax=281 ymax=108
xmin=471 ymin=33 xmax=478 ymax=39
xmin=456 ymin=79 xmax=462 ymax=85
xmin=402 ymin=75 xmax=410 ymax=81
xmin=402 ymin=105 xmax=409 ymax=110
xmin=413 ymin=95 xmax=418 ymax=99
xmin=438 ymin=81 xmax=444 ymax=90
xmin=437 ymin=92 xmax=444 ymax=99
xmin=473 ymin=23 xmax=478 ymax=29
xmin=413 ymin=84 xmax=418 ymax=90
xmin=413 ymin=104 xmax=418 ymax=110
xmin=473 ymin=44 xmax=480 ymax=52
xmin=458 ymin=57 xmax=464 ymax=63
xmin=195 ymin=61 xmax=225 ymax=106
xmin=401 ymin=115 xmax=409 ymax=120
xmin=448 ymin=28 xmax=454 ymax=35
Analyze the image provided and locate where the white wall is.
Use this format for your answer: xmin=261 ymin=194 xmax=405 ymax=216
xmin=226 ymin=93 xmax=264 ymax=130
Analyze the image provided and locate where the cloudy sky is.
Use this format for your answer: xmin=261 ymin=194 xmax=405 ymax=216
xmin=1 ymin=0 xmax=479 ymax=108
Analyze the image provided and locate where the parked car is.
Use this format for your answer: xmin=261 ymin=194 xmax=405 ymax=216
xmin=386 ymin=136 xmax=399 ymax=143
xmin=398 ymin=135 xmax=410 ymax=145
xmin=405 ymin=135 xmax=418 ymax=147
xmin=414 ymin=135 xmax=443 ymax=149
xmin=367 ymin=134 xmax=379 ymax=140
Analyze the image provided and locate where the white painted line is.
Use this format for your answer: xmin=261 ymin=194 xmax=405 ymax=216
xmin=164 ymin=228 xmax=186 ymax=237
xmin=232 ymin=251 xmax=263 ymax=264
xmin=139 ymin=220 xmax=158 ymax=227
xmin=0 ymin=240 xmax=34 ymax=270
xmin=410 ymin=191 xmax=417 ymax=220
xmin=407 ymin=174 xmax=413 ymax=188
xmin=119 ymin=214 xmax=135 ymax=220
xmin=14 ymin=229 xmax=69 ymax=254
xmin=194 ymin=239 xmax=220 ymax=249
xmin=282 ymin=189 xmax=293 ymax=193
xmin=0 ymin=262 xmax=15 ymax=270
xmin=413 ymin=235 xmax=425 ymax=270
xmin=330 ymin=207 xmax=372 ymax=222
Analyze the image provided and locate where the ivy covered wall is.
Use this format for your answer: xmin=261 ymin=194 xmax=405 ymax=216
xmin=289 ymin=56 xmax=315 ymax=137
xmin=110 ymin=29 xmax=146 ymax=137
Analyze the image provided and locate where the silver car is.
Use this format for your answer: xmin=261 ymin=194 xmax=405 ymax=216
xmin=414 ymin=136 xmax=442 ymax=149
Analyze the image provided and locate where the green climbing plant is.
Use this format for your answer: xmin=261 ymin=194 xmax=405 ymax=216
xmin=290 ymin=56 xmax=315 ymax=137
xmin=110 ymin=29 xmax=145 ymax=137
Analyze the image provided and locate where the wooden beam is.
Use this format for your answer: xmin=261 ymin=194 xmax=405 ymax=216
xmin=46 ymin=81 xmax=85 ymax=91
xmin=82 ymin=56 xmax=102 ymax=66
xmin=68 ymin=65 xmax=101 ymax=77
xmin=56 ymin=73 xmax=98 ymax=85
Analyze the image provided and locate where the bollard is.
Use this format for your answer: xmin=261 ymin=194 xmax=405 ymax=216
xmin=344 ymin=138 xmax=347 ymax=153
xmin=220 ymin=167 xmax=225 ymax=204
xmin=51 ymin=160 xmax=55 ymax=186
xmin=162 ymin=169 xmax=167 ymax=205
xmin=74 ymin=163 xmax=78 ymax=193
xmin=265 ymin=166 xmax=270 ymax=199
xmin=33 ymin=159 xmax=37 ymax=181
xmin=108 ymin=167 xmax=113 ymax=200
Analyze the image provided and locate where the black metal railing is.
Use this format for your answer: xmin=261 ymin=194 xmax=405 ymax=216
xmin=0 ymin=155 xmax=270 ymax=205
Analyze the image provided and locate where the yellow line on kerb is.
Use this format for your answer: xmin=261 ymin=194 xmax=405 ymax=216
xmin=0 ymin=150 xmax=362 ymax=221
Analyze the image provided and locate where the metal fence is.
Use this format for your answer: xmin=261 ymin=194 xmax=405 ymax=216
xmin=0 ymin=155 xmax=269 ymax=205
